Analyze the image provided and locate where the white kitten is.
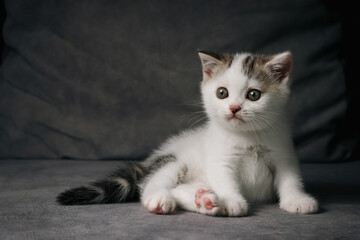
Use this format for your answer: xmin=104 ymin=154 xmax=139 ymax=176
xmin=58 ymin=51 xmax=318 ymax=217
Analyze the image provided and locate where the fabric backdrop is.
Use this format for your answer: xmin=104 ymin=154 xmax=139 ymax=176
xmin=0 ymin=0 xmax=358 ymax=162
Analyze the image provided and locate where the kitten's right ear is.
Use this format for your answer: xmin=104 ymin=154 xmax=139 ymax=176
xmin=198 ymin=50 xmax=224 ymax=80
xmin=265 ymin=51 xmax=293 ymax=84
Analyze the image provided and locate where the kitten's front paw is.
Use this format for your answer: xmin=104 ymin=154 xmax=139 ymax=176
xmin=143 ymin=192 xmax=176 ymax=214
xmin=220 ymin=196 xmax=248 ymax=217
xmin=280 ymin=195 xmax=318 ymax=214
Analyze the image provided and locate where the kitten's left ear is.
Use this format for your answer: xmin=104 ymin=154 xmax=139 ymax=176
xmin=265 ymin=51 xmax=293 ymax=84
xmin=198 ymin=50 xmax=228 ymax=80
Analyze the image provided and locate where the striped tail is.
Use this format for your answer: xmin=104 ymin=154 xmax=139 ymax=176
xmin=57 ymin=162 xmax=147 ymax=205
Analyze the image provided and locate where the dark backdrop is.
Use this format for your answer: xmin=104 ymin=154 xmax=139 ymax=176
xmin=0 ymin=0 xmax=358 ymax=162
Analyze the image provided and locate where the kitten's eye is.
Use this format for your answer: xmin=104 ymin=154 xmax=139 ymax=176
xmin=216 ymin=87 xmax=229 ymax=99
xmin=247 ymin=89 xmax=261 ymax=101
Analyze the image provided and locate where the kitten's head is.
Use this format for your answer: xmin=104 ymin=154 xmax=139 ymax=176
xmin=198 ymin=50 xmax=293 ymax=132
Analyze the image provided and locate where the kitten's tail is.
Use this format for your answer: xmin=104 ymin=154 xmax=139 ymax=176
xmin=56 ymin=162 xmax=147 ymax=205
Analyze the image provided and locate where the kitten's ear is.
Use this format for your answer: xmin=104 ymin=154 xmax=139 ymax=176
xmin=198 ymin=50 xmax=225 ymax=80
xmin=265 ymin=52 xmax=293 ymax=84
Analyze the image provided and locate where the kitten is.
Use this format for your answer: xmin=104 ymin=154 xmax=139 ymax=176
xmin=57 ymin=50 xmax=318 ymax=216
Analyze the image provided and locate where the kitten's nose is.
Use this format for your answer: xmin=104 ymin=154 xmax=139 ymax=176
xmin=229 ymin=105 xmax=241 ymax=114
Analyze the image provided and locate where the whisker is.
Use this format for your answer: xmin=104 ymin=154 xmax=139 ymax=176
xmin=179 ymin=100 xmax=204 ymax=107
xmin=189 ymin=116 xmax=208 ymax=128
xmin=178 ymin=111 xmax=206 ymax=124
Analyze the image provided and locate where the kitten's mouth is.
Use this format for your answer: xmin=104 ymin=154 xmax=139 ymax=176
xmin=227 ymin=114 xmax=244 ymax=122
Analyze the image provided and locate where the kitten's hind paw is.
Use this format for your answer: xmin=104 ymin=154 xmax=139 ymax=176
xmin=195 ymin=189 xmax=220 ymax=215
xmin=144 ymin=193 xmax=176 ymax=214
xmin=280 ymin=195 xmax=318 ymax=214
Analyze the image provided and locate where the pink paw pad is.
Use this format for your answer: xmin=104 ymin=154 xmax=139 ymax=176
xmin=152 ymin=204 xmax=163 ymax=214
xmin=144 ymin=196 xmax=175 ymax=215
xmin=145 ymin=200 xmax=164 ymax=214
xmin=195 ymin=189 xmax=217 ymax=210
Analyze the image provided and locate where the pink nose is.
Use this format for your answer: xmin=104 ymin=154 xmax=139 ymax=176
xmin=229 ymin=105 xmax=241 ymax=114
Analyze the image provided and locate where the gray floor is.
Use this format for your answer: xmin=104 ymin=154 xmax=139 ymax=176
xmin=1 ymin=159 xmax=359 ymax=240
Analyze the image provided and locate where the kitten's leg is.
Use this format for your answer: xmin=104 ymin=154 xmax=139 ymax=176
xmin=275 ymin=159 xmax=318 ymax=214
xmin=141 ymin=161 xmax=183 ymax=214
xmin=171 ymin=183 xmax=220 ymax=216
xmin=206 ymin=159 xmax=248 ymax=217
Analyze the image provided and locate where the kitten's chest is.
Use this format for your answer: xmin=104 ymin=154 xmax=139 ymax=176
xmin=233 ymin=144 xmax=273 ymax=173
xmin=232 ymin=144 xmax=271 ymax=164
xmin=232 ymin=144 xmax=275 ymax=202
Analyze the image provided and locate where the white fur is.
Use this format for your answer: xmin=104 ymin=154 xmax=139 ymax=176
xmin=139 ymin=52 xmax=318 ymax=216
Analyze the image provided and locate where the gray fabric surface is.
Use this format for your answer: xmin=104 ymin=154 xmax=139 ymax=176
xmin=0 ymin=0 xmax=357 ymax=162
xmin=1 ymin=159 xmax=359 ymax=240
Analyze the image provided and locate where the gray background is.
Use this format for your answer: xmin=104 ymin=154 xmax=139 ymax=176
xmin=0 ymin=0 xmax=358 ymax=162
